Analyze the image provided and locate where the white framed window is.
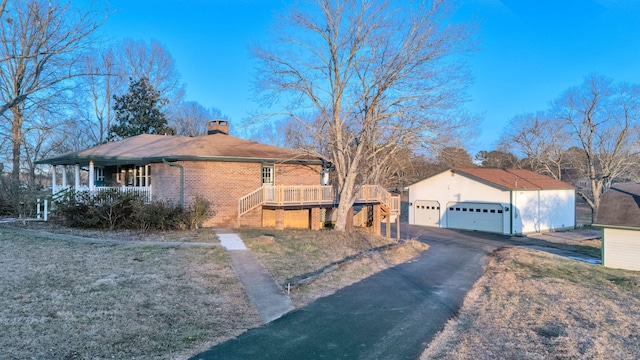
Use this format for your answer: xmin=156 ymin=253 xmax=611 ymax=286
xmin=95 ymin=167 xmax=105 ymax=182
xmin=262 ymin=165 xmax=274 ymax=185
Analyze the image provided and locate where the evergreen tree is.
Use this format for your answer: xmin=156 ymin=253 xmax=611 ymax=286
xmin=109 ymin=77 xmax=174 ymax=140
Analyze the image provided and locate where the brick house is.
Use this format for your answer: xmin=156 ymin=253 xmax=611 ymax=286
xmin=37 ymin=121 xmax=399 ymax=231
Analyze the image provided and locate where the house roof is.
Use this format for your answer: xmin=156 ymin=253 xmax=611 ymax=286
xmin=450 ymin=168 xmax=575 ymax=191
xmin=36 ymin=133 xmax=322 ymax=166
xmin=594 ymin=183 xmax=640 ymax=228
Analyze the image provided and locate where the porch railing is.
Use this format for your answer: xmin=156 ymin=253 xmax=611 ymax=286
xmin=52 ymin=185 xmax=153 ymax=203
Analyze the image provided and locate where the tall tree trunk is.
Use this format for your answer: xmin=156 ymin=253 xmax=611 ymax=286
xmin=10 ymin=107 xmax=23 ymax=186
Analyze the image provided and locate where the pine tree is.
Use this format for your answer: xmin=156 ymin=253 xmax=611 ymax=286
xmin=109 ymin=77 xmax=174 ymax=140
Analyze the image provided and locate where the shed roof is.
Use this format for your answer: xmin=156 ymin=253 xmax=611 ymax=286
xmin=594 ymin=183 xmax=640 ymax=228
xmin=36 ymin=133 xmax=322 ymax=166
xmin=452 ymin=168 xmax=574 ymax=190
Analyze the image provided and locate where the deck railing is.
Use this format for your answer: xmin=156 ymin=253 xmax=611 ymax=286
xmin=238 ymin=184 xmax=400 ymax=219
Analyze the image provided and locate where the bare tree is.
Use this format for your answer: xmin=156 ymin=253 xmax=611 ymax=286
xmin=0 ymin=0 xmax=105 ymax=185
xmin=254 ymin=0 xmax=473 ymax=231
xmin=173 ymin=101 xmax=226 ymax=136
xmin=116 ymin=38 xmax=186 ymax=118
xmin=553 ymin=75 xmax=640 ymax=212
xmin=76 ymin=47 xmax=124 ymax=145
xmin=501 ymin=75 xmax=640 ymax=216
xmin=498 ymin=111 xmax=570 ymax=179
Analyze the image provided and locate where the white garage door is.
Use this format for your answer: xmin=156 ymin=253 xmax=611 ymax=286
xmin=414 ymin=200 xmax=440 ymax=227
xmin=447 ymin=202 xmax=504 ymax=233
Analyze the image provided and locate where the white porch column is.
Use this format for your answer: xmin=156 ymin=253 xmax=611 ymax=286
xmin=89 ymin=160 xmax=95 ymax=191
xmin=61 ymin=166 xmax=67 ymax=187
xmin=51 ymin=165 xmax=57 ymax=191
xmin=138 ymin=166 xmax=142 ymax=187
xmin=74 ymin=164 xmax=80 ymax=188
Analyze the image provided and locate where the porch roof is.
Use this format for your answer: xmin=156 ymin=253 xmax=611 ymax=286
xmin=36 ymin=133 xmax=323 ymax=167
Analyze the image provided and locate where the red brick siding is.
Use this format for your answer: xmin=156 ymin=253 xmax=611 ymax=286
xmin=274 ymin=164 xmax=321 ymax=185
xmin=151 ymin=161 xmax=321 ymax=228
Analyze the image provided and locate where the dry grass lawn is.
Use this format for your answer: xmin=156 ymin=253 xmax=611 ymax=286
xmin=0 ymin=222 xmax=428 ymax=358
xmin=0 ymin=229 xmax=259 ymax=360
xmin=421 ymin=247 xmax=640 ymax=360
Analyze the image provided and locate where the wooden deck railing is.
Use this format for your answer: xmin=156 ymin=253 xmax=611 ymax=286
xmin=238 ymin=184 xmax=400 ymax=219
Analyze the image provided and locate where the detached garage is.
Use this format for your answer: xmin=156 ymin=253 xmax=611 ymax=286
xmin=594 ymin=184 xmax=640 ymax=271
xmin=407 ymin=168 xmax=576 ymax=235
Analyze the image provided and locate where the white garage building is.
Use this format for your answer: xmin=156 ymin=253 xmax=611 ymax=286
xmin=408 ymin=168 xmax=576 ymax=235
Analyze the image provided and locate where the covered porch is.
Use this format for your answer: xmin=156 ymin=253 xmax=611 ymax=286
xmin=49 ymin=160 xmax=152 ymax=203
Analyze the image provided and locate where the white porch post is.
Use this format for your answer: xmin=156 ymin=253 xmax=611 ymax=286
xmin=61 ymin=166 xmax=67 ymax=187
xmin=138 ymin=166 xmax=142 ymax=187
xmin=74 ymin=164 xmax=80 ymax=189
xmin=89 ymin=160 xmax=95 ymax=191
xmin=51 ymin=165 xmax=57 ymax=191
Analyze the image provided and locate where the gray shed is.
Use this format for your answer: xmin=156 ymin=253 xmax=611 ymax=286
xmin=594 ymin=183 xmax=640 ymax=271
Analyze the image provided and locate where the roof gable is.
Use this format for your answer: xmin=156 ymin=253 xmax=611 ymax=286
xmin=595 ymin=183 xmax=640 ymax=228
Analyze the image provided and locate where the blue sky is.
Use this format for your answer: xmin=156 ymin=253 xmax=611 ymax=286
xmin=91 ymin=0 xmax=640 ymax=153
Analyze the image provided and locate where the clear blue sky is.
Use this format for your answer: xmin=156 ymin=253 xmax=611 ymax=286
xmin=90 ymin=0 xmax=640 ymax=153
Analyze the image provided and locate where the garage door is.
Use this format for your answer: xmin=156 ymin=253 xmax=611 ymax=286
xmin=414 ymin=200 xmax=440 ymax=227
xmin=447 ymin=202 xmax=504 ymax=233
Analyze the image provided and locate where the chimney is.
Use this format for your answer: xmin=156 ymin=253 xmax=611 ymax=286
xmin=207 ymin=120 xmax=229 ymax=135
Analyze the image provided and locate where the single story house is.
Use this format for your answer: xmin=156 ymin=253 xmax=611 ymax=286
xmin=36 ymin=120 xmax=399 ymax=231
xmin=593 ymin=183 xmax=640 ymax=271
xmin=407 ymin=168 xmax=575 ymax=235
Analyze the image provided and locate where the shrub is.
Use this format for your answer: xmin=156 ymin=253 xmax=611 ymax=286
xmin=184 ymin=195 xmax=215 ymax=229
xmin=56 ymin=191 xmax=215 ymax=231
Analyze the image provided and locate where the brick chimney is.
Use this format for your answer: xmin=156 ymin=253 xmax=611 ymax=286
xmin=207 ymin=120 xmax=229 ymax=135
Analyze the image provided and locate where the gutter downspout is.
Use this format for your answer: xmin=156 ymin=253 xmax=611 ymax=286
xmin=162 ymin=159 xmax=184 ymax=207
xmin=510 ymin=190 xmax=513 ymax=235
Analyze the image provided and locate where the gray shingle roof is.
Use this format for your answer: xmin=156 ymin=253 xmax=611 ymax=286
xmin=36 ymin=133 xmax=322 ymax=166
xmin=595 ymin=183 xmax=640 ymax=228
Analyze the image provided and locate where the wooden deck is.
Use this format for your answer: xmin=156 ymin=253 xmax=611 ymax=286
xmin=238 ymin=185 xmax=400 ymax=219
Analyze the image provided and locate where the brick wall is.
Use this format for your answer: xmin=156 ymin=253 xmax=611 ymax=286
xmin=275 ymin=164 xmax=321 ymax=185
xmin=152 ymin=161 xmax=321 ymax=228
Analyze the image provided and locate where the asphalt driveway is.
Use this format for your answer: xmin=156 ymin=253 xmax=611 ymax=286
xmin=191 ymin=226 xmax=508 ymax=360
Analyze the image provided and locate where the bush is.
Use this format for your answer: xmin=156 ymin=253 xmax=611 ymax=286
xmin=56 ymin=191 xmax=215 ymax=231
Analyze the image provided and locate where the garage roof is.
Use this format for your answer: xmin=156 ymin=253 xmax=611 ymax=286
xmin=452 ymin=168 xmax=574 ymax=190
xmin=594 ymin=183 xmax=640 ymax=228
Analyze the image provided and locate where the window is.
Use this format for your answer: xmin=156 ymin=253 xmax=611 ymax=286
xmin=462 ymin=208 xmax=467 ymax=212
xmin=95 ymin=167 xmax=105 ymax=182
xmin=262 ymin=165 xmax=274 ymax=185
xmin=497 ymin=209 xmax=503 ymax=214
xmin=490 ymin=209 xmax=496 ymax=213
xmin=483 ymin=209 xmax=488 ymax=213
xmin=476 ymin=209 xmax=481 ymax=212
xmin=455 ymin=207 xmax=460 ymax=211
xmin=450 ymin=207 xmax=454 ymax=211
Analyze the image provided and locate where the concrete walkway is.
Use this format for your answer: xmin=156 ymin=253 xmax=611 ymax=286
xmin=215 ymin=229 xmax=294 ymax=323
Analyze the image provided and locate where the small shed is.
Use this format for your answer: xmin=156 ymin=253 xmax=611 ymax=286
xmin=594 ymin=183 xmax=640 ymax=271
xmin=407 ymin=168 xmax=576 ymax=235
